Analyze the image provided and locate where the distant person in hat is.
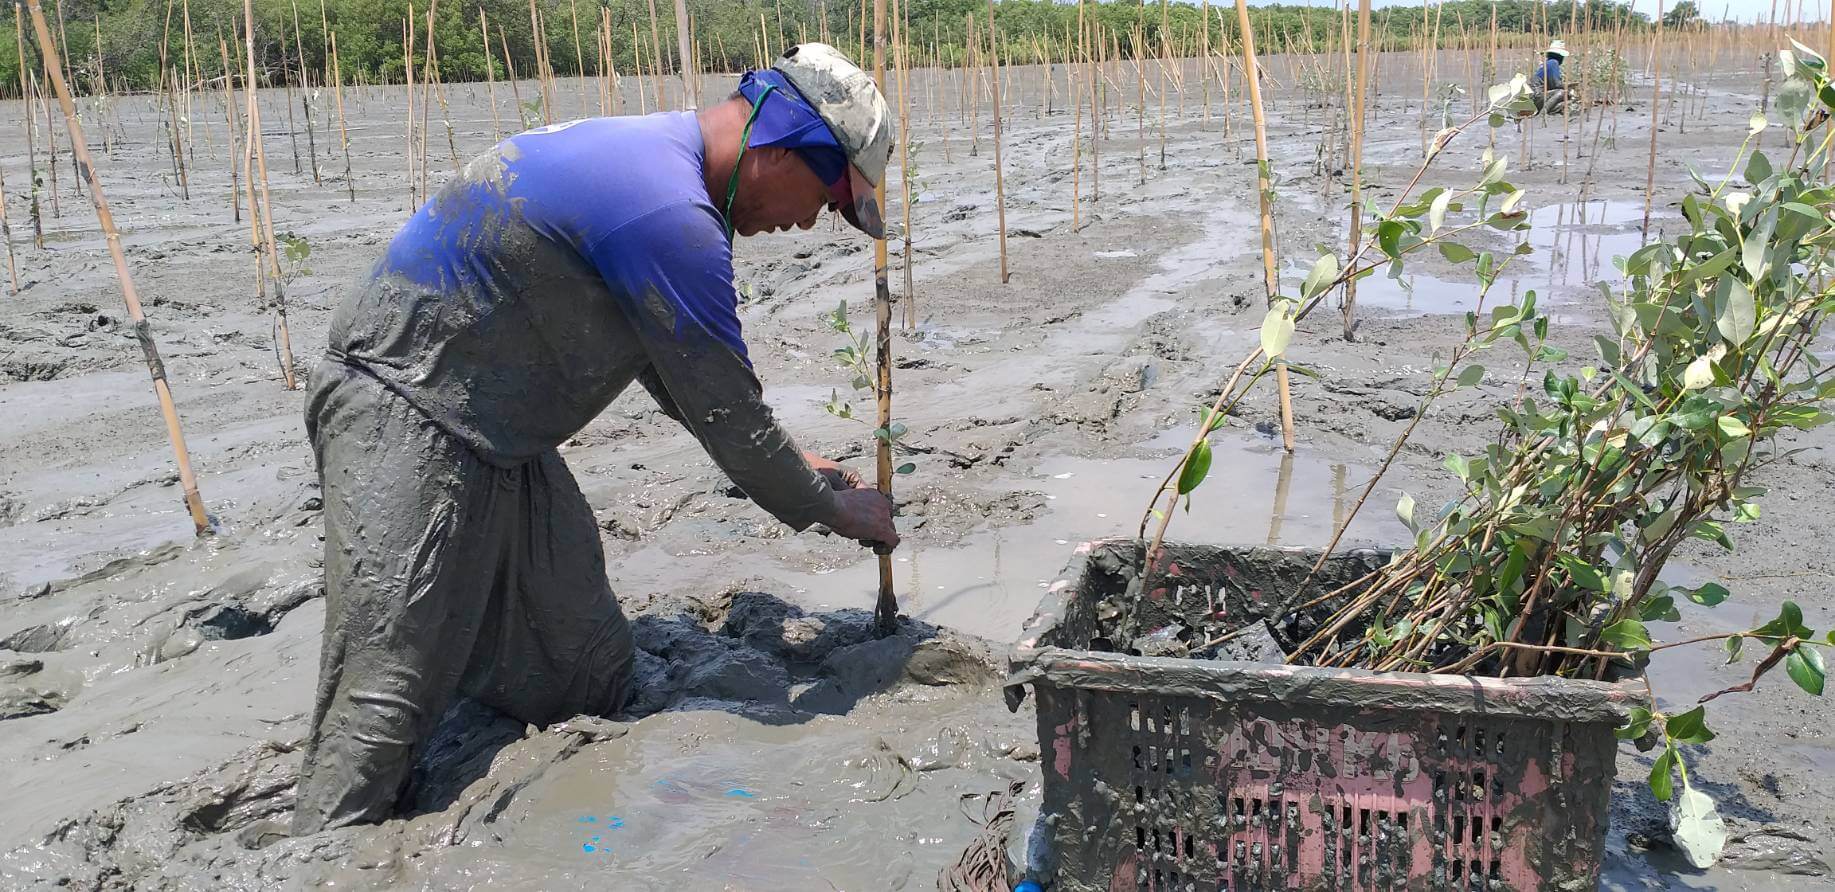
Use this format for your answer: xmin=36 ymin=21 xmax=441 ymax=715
xmin=1532 ymin=40 xmax=1569 ymax=114
xmin=292 ymin=43 xmax=900 ymax=834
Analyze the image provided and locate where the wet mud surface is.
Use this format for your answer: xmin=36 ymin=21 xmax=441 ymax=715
xmin=1 ymin=52 xmax=1831 ymax=888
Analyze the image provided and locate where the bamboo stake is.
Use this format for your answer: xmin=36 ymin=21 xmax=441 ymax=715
xmin=673 ymin=0 xmax=694 ymax=107
xmin=25 ymin=0 xmax=209 ymax=535
xmin=569 ymin=0 xmax=586 ymax=115
xmin=0 ymin=160 xmax=16 ymax=291
xmin=1642 ymin=0 xmax=1665 ymax=236
xmin=632 ymin=20 xmax=647 ymax=116
xmin=1235 ymin=0 xmax=1295 ymax=452
xmin=220 ymin=27 xmax=240 ymax=221
xmin=646 ymin=0 xmax=666 ymax=110
xmin=895 ymin=0 xmax=914 ymax=328
xmin=246 ymin=0 xmax=299 ymax=391
xmin=869 ymin=0 xmax=897 ymax=637
xmin=181 ymin=0 xmax=194 ymax=156
xmin=405 ymin=10 xmax=417 ymax=205
xmin=1344 ymin=0 xmax=1371 ymax=341
xmin=528 ymin=0 xmax=550 ymax=123
xmin=482 ymin=7 xmax=500 ymax=140
xmin=1073 ymin=0 xmax=1085 ymax=231
xmin=331 ymin=31 xmax=352 ymax=201
xmin=987 ymin=0 xmax=1008 ymax=284
xmin=292 ymin=0 xmax=320 ymax=184
xmin=501 ymin=23 xmax=525 ymax=125
xmin=165 ymin=66 xmax=189 ymax=199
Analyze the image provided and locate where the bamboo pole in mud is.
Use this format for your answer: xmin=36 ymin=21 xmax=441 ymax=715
xmin=0 ymin=161 xmax=17 ymax=292
xmin=165 ymin=66 xmax=189 ymax=200
xmin=645 ymin=0 xmax=665 ymax=110
xmin=181 ymin=0 xmax=195 ymax=156
xmin=1343 ymin=0 xmax=1371 ymax=342
xmin=481 ymin=8 xmax=500 ymax=140
xmin=1200 ymin=0 xmax=1209 ymax=128
xmin=527 ymin=0 xmax=548 ymax=123
xmin=895 ymin=0 xmax=914 ymax=329
xmin=220 ymin=29 xmax=240 ymax=221
xmin=1089 ymin=13 xmax=1099 ymax=202
xmin=869 ymin=0 xmax=898 ymax=638
xmin=986 ymin=0 xmax=1009 ymax=285
xmin=1642 ymin=0 xmax=1665 ymax=237
xmin=501 ymin=24 xmax=526 ymax=124
xmin=1072 ymin=0 xmax=1084 ymax=232
xmin=569 ymin=0 xmax=586 ymax=115
xmin=673 ymin=0 xmax=695 ymax=107
xmin=405 ymin=11 xmax=416 ymax=205
xmin=631 ymin=20 xmax=647 ymax=116
xmin=1233 ymin=0 xmax=1295 ymax=453
xmin=331 ymin=32 xmax=352 ymax=202
xmin=292 ymin=0 xmax=320 ymax=185
xmin=1133 ymin=16 xmax=1144 ymax=185
xmin=245 ymin=0 xmax=299 ymax=391
xmin=24 ymin=0 xmax=210 ymax=535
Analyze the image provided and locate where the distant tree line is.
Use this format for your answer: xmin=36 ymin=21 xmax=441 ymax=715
xmin=0 ymin=0 xmax=1660 ymax=97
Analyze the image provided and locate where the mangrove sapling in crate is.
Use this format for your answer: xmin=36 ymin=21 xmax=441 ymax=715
xmin=1155 ymin=49 xmax=1835 ymax=871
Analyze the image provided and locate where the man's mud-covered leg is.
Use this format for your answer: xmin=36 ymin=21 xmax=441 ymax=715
xmin=463 ymin=450 xmax=634 ymax=726
xmin=293 ymin=370 xmax=506 ymax=834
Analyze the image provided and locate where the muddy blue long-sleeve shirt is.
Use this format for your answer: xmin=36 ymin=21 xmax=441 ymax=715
xmin=324 ymin=112 xmax=835 ymax=529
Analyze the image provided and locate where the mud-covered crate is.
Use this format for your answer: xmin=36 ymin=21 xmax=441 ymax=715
xmin=1005 ymin=539 xmax=1645 ymax=892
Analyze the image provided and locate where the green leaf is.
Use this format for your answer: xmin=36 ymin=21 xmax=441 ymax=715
xmin=1671 ymin=787 xmax=1729 ymax=869
xmin=894 ymin=462 xmax=916 ymax=475
xmin=1377 ymin=220 xmax=1405 ymax=258
xmin=1682 ymin=246 xmax=1738 ymax=285
xmin=1717 ymin=416 xmax=1752 ymax=439
xmin=1617 ymin=706 xmax=1654 ymax=741
xmin=1716 ymin=280 xmax=1755 ymax=345
xmin=1301 ymin=253 xmax=1339 ymax=301
xmin=1640 ymin=595 xmax=1681 ymax=623
xmin=1746 ymin=150 xmax=1773 ymax=185
xmin=1686 ymin=583 xmax=1730 ymax=606
xmin=1177 ymin=439 xmax=1213 ymax=496
xmin=1429 ymin=190 xmax=1452 ymax=233
xmin=1443 ymin=453 xmax=1471 ymax=480
xmin=1683 ymin=355 xmax=1715 ymax=390
xmin=1395 ymin=492 xmax=1417 ymax=531
xmin=1665 ymin=706 xmax=1715 ymax=744
xmin=1724 ymin=635 xmax=1744 ymax=664
xmin=1260 ymin=305 xmax=1296 ymax=358
xmin=1786 ymin=646 xmax=1826 ymax=695
xmin=1600 ymin=619 xmax=1653 ymax=650
xmin=1649 ymin=747 xmax=1676 ymax=802
xmin=1438 ymin=241 xmax=1475 ymax=263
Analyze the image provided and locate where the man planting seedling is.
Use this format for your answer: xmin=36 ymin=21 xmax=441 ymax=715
xmin=292 ymin=43 xmax=899 ymax=834
xmin=1531 ymin=39 xmax=1569 ymax=115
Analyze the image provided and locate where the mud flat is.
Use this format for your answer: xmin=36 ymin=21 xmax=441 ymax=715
xmin=1 ymin=52 xmax=1831 ymax=888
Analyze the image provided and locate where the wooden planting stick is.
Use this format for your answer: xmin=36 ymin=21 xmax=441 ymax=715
xmin=645 ymin=0 xmax=665 ymax=110
xmin=528 ymin=0 xmax=551 ymax=123
xmin=0 ymin=160 xmax=17 ymax=291
xmin=166 ymin=66 xmax=189 ymax=199
xmin=25 ymin=0 xmax=210 ymax=535
xmin=673 ymin=0 xmax=694 ymax=107
xmin=1343 ymin=0 xmax=1371 ymax=342
xmin=291 ymin=0 xmax=320 ymax=184
xmin=986 ymin=0 xmax=1008 ymax=284
xmin=569 ymin=0 xmax=587 ymax=115
xmin=1072 ymin=0 xmax=1084 ymax=231
xmin=405 ymin=9 xmax=416 ymax=205
xmin=331 ymin=31 xmax=353 ymax=201
xmin=1200 ymin=0 xmax=1210 ymax=128
xmin=245 ymin=0 xmax=299 ymax=390
xmin=869 ymin=0 xmax=898 ymax=637
xmin=894 ymin=0 xmax=914 ymax=328
xmin=1642 ymin=0 xmax=1665 ymax=237
xmin=481 ymin=8 xmax=500 ymax=139
xmin=1158 ymin=0 xmax=1168 ymax=169
xmin=632 ymin=20 xmax=647 ymax=115
xmin=181 ymin=0 xmax=195 ymax=155
xmin=220 ymin=28 xmax=240 ymax=221
xmin=500 ymin=24 xmax=526 ymax=124
xmin=1234 ymin=0 xmax=1295 ymax=452
xmin=1134 ymin=18 xmax=1145 ymax=185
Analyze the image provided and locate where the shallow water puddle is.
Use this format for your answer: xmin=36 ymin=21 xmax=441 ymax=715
xmin=414 ymin=696 xmax=1035 ymax=888
xmin=773 ymin=433 xmax=1403 ymax=643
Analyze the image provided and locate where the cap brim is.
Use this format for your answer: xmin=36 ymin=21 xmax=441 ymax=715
xmin=838 ymin=165 xmax=884 ymax=239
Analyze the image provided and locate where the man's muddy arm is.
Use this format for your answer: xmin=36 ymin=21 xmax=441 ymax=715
xmin=635 ymin=336 xmax=837 ymax=532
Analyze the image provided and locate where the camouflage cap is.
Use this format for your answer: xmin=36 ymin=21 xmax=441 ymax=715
xmin=772 ymin=42 xmax=893 ymax=238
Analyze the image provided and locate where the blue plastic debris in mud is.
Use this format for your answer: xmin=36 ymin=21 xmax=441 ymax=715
xmin=724 ymin=788 xmax=756 ymax=798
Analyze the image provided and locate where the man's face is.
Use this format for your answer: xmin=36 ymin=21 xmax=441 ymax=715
xmin=732 ymin=147 xmax=831 ymax=238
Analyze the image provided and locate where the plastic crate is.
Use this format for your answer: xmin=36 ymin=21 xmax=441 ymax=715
xmin=1006 ymin=539 xmax=1646 ymax=892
